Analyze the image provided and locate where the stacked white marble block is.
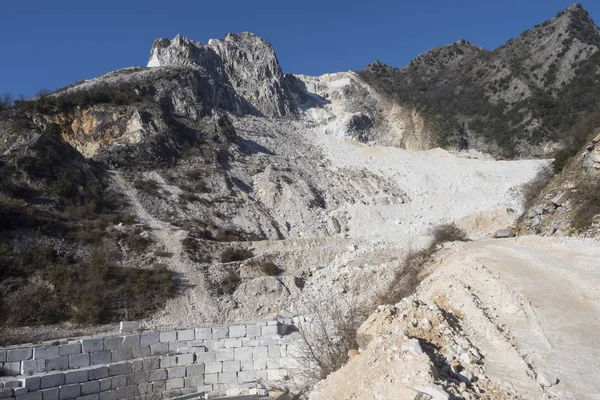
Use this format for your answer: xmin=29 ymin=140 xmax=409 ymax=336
xmin=0 ymin=319 xmax=296 ymax=400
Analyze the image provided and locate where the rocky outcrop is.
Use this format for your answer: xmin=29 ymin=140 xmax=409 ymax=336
xmin=583 ymin=132 xmax=600 ymax=169
xmin=288 ymin=72 xmax=432 ymax=149
xmin=311 ymin=298 xmax=504 ymax=400
xmin=520 ymin=130 xmax=600 ymax=238
xmin=38 ymin=104 xmax=168 ymax=158
xmin=147 ymin=33 xmax=294 ymax=118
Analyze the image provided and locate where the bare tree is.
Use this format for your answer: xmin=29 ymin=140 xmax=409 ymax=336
xmin=293 ymin=298 xmax=369 ymax=386
xmin=0 ymin=93 xmax=13 ymax=110
xmin=36 ymin=88 xmax=51 ymax=98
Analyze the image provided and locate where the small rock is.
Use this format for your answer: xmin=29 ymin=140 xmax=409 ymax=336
xmin=347 ymin=349 xmax=360 ymax=359
xmin=308 ymin=391 xmax=322 ymax=400
xmin=493 ymin=228 xmax=515 ymax=238
xmin=419 ymin=385 xmax=450 ymax=400
xmin=177 ymin=230 xmax=189 ymax=238
xmin=401 ymin=338 xmax=424 ymax=356
xmin=460 ymin=352 xmax=477 ymax=364
xmin=503 ymin=304 xmax=520 ymax=315
xmin=534 ymin=205 xmax=544 ymax=215
xmin=414 ymin=393 xmax=433 ymax=400
xmin=458 ymin=370 xmax=474 ymax=383
xmin=551 ymin=192 xmax=567 ymax=206
xmin=526 ymin=368 xmax=536 ymax=378
xmin=537 ymin=372 xmax=558 ymax=387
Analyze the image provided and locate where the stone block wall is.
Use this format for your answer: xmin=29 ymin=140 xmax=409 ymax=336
xmin=0 ymin=320 xmax=297 ymax=400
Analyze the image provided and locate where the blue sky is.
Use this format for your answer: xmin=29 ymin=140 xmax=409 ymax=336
xmin=1 ymin=0 xmax=599 ymax=97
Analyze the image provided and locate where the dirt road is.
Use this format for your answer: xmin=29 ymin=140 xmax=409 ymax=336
xmin=423 ymin=236 xmax=600 ymax=399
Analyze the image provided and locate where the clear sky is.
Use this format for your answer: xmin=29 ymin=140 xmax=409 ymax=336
xmin=1 ymin=0 xmax=598 ymax=97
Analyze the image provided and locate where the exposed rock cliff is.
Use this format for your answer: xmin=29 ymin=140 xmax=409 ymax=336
xmin=147 ymin=33 xmax=294 ymax=118
xmin=287 ymin=72 xmax=432 ymax=149
xmin=520 ymin=125 xmax=600 ymax=238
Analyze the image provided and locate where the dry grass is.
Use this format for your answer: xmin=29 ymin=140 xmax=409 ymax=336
xmin=572 ymin=177 xmax=600 ymax=231
xmin=377 ymin=223 xmax=468 ymax=305
xmin=259 ymin=261 xmax=281 ymax=276
xmin=520 ymin=165 xmax=553 ymax=212
xmin=216 ymin=270 xmax=241 ymax=296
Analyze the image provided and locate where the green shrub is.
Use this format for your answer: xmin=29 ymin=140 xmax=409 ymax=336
xmin=120 ymin=232 xmax=152 ymax=252
xmin=0 ymin=244 xmax=174 ymax=327
xmin=214 ymin=228 xmax=242 ymax=242
xmin=154 ymin=249 xmax=171 ymax=258
xmin=213 ymin=228 xmax=260 ymax=242
xmin=553 ymin=148 xmax=576 ymax=173
xmin=14 ymin=84 xmax=149 ymax=114
xmin=181 ymin=237 xmax=212 ymax=263
xmin=184 ymin=169 xmax=204 ymax=179
xmin=120 ymin=213 xmax=135 ymax=225
xmin=51 ymin=179 xmax=72 ymax=198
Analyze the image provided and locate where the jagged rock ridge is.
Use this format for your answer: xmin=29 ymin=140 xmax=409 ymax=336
xmin=147 ymin=33 xmax=294 ymax=118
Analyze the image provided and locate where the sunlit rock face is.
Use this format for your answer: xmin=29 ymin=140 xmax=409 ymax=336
xmin=147 ymin=33 xmax=294 ymax=118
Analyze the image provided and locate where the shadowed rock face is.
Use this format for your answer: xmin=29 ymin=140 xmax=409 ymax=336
xmin=147 ymin=33 xmax=295 ymax=118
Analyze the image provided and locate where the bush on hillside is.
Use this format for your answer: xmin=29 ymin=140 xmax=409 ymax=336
xmin=220 ymin=247 xmax=253 ymax=263
xmin=134 ymin=179 xmax=159 ymax=195
xmin=0 ymin=245 xmax=174 ymax=328
xmin=571 ymin=178 xmax=600 ymax=231
xmin=14 ymin=84 xmax=149 ymax=114
xmin=378 ymin=223 xmax=468 ymax=305
xmin=520 ymin=165 xmax=553 ymax=212
xmin=295 ymin=299 xmax=369 ymax=383
xmin=259 ymin=261 xmax=281 ymax=276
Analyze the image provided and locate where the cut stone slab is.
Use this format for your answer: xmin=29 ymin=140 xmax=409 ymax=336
xmin=493 ymin=228 xmax=515 ymax=239
xmin=119 ymin=322 xmax=139 ymax=333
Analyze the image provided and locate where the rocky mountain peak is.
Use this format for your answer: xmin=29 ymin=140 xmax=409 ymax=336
xmin=561 ymin=4 xmax=600 ymax=45
xmin=147 ymin=33 xmax=294 ymax=117
xmin=564 ymin=3 xmax=590 ymax=18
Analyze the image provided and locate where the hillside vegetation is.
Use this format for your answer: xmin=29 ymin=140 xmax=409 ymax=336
xmin=361 ymin=4 xmax=600 ymax=158
xmin=0 ymin=109 xmax=175 ymax=328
